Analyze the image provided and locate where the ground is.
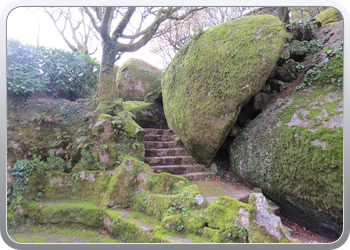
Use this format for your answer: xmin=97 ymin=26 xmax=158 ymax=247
xmin=7 ymin=178 xmax=338 ymax=244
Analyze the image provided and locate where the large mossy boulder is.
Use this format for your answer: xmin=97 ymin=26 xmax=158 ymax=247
xmin=116 ymin=58 xmax=161 ymax=101
xmin=162 ymin=15 xmax=286 ymax=166
xmin=228 ymin=84 xmax=343 ymax=237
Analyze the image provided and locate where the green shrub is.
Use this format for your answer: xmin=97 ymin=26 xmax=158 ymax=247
xmin=7 ymin=39 xmax=100 ymax=100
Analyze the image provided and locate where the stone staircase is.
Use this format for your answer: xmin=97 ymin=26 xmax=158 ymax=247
xmin=143 ymin=128 xmax=213 ymax=181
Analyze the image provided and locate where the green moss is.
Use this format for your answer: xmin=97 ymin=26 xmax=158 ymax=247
xmin=205 ymin=197 xmax=249 ymax=231
xmin=145 ymin=172 xmax=188 ymax=194
xmin=117 ymin=111 xmax=145 ymax=139
xmin=123 ymin=101 xmax=156 ymax=127
xmin=98 ymin=114 xmax=113 ymax=121
xmin=311 ymin=7 xmax=343 ymax=27
xmin=162 ymin=14 xmax=286 ymax=166
xmin=26 ymin=202 xmax=105 ymax=227
xmin=9 ymin=226 xmax=121 ymax=243
xmin=126 ymin=211 xmax=162 ymax=226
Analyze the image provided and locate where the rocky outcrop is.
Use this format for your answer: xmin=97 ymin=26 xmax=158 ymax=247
xmin=248 ymin=193 xmax=290 ymax=243
xmin=162 ymin=14 xmax=286 ymax=166
xmin=228 ymin=83 xmax=343 ymax=237
xmin=116 ymin=58 xmax=161 ymax=101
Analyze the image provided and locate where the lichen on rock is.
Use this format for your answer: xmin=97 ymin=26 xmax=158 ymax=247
xmin=248 ymin=193 xmax=290 ymax=243
xmin=229 ymin=84 xmax=343 ymax=237
xmin=116 ymin=58 xmax=161 ymax=101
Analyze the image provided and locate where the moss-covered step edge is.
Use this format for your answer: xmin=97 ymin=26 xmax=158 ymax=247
xmin=8 ymin=196 xmax=255 ymax=243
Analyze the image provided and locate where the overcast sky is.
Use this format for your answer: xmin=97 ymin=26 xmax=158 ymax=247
xmin=6 ymin=7 xmax=166 ymax=69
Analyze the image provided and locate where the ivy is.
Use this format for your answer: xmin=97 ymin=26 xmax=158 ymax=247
xmin=8 ymin=159 xmax=35 ymax=211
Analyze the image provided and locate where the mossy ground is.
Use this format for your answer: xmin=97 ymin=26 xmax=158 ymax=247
xmin=9 ymin=223 xmax=122 ymax=243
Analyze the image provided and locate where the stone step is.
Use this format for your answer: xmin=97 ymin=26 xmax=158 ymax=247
xmin=145 ymin=156 xmax=195 ymax=166
xmin=144 ymin=141 xmax=179 ymax=149
xmin=179 ymin=172 xmax=214 ymax=181
xmin=145 ymin=148 xmax=187 ymax=157
xmin=144 ymin=128 xmax=174 ymax=136
xmin=151 ymin=164 xmax=206 ymax=175
xmin=143 ymin=134 xmax=178 ymax=142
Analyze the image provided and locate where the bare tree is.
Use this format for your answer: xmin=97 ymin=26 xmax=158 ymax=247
xmin=42 ymin=7 xmax=100 ymax=54
xmin=149 ymin=7 xmax=256 ymax=68
xmin=289 ymin=7 xmax=328 ymax=22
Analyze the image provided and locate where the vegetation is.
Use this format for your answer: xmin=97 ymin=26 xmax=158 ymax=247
xmin=7 ymin=39 xmax=99 ymax=101
xmin=6 ymin=6 xmax=343 ymax=243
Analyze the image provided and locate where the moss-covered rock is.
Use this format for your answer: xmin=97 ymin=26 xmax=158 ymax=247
xmin=248 ymin=193 xmax=290 ymax=243
xmin=116 ymin=110 xmax=145 ymax=139
xmin=131 ymin=183 xmax=208 ymax=219
xmin=101 ymin=156 xmax=152 ymax=208
xmin=311 ymin=7 xmax=343 ymax=27
xmin=162 ymin=15 xmax=286 ymax=166
xmin=275 ymin=59 xmax=298 ymax=82
xmin=123 ymin=101 xmax=157 ymax=128
xmin=116 ymin=58 xmax=161 ymax=101
xmin=228 ymin=84 xmax=343 ymax=237
xmin=289 ymin=40 xmax=307 ymax=60
xmin=205 ymin=196 xmax=249 ymax=231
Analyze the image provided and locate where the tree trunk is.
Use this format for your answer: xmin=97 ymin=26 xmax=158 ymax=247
xmin=97 ymin=40 xmax=118 ymax=100
xmin=95 ymin=40 xmax=120 ymax=114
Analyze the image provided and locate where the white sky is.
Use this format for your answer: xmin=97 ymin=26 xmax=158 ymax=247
xmin=6 ymin=7 xmax=166 ymax=69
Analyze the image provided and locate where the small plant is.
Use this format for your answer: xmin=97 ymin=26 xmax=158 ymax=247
xmin=238 ymin=227 xmax=249 ymax=238
xmin=200 ymin=213 xmax=205 ymax=219
xmin=198 ymin=228 xmax=203 ymax=234
xmin=191 ymin=199 xmax=198 ymax=206
xmin=112 ymin=217 xmax=119 ymax=225
xmin=177 ymin=223 xmax=184 ymax=231
xmin=295 ymin=63 xmax=304 ymax=72
xmin=141 ymin=197 xmax=148 ymax=208
xmin=275 ymin=99 xmax=285 ymax=108
xmin=172 ymin=188 xmax=181 ymax=194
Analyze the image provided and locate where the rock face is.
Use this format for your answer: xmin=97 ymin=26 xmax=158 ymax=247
xmin=162 ymin=15 xmax=286 ymax=166
xmin=116 ymin=58 xmax=161 ymax=101
xmin=228 ymin=84 xmax=343 ymax=237
xmin=248 ymin=193 xmax=290 ymax=243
